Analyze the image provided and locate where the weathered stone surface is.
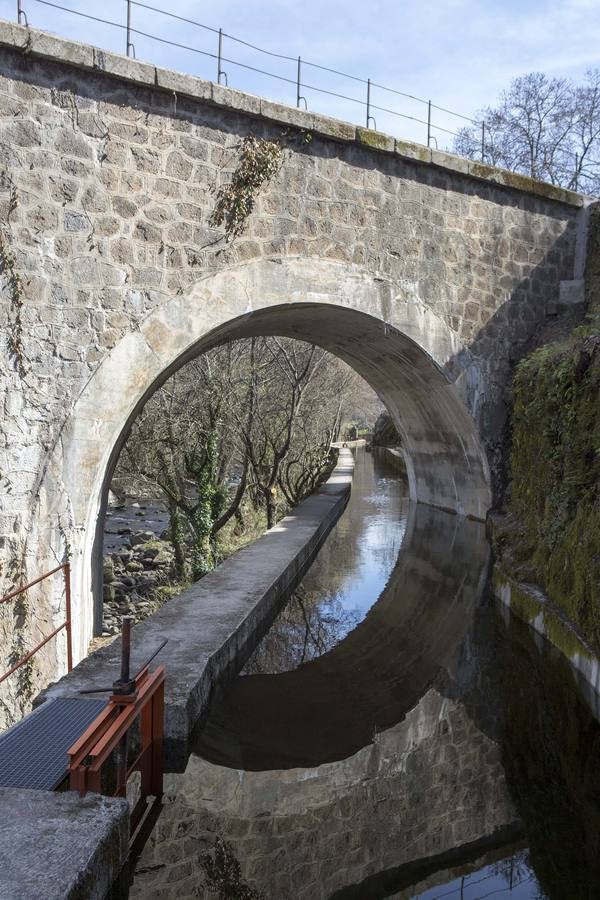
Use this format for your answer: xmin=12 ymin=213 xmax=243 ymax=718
xmin=0 ymin=788 xmax=128 ymax=900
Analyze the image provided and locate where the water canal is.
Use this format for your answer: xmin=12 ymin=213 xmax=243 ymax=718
xmin=132 ymin=446 xmax=600 ymax=900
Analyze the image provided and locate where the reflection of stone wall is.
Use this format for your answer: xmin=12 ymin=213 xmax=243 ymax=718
xmin=131 ymin=690 xmax=520 ymax=899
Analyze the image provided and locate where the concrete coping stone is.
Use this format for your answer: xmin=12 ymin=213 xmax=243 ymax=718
xmin=0 ymin=18 xmax=586 ymax=208
xmin=0 ymin=788 xmax=128 ymax=900
xmin=37 ymin=449 xmax=355 ymax=771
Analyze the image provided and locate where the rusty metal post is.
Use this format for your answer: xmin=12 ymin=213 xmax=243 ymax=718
xmin=64 ymin=562 xmax=73 ymax=672
xmin=120 ymin=616 xmax=132 ymax=685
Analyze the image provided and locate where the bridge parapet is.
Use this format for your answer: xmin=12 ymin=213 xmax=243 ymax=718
xmin=0 ymin=20 xmax=586 ymax=209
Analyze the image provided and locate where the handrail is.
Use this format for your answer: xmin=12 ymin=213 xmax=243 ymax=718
xmin=0 ymin=562 xmax=73 ymax=685
xmin=17 ymin=0 xmax=488 ymax=157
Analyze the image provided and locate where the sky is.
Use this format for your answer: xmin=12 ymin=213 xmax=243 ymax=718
xmin=1 ymin=0 xmax=599 ymax=148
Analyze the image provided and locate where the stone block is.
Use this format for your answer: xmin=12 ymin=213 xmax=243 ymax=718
xmin=93 ymin=49 xmax=156 ymax=86
xmin=212 ymin=83 xmax=262 ymax=116
xmin=0 ymin=21 xmax=28 ymax=51
xmin=260 ymin=99 xmax=314 ymax=131
xmin=155 ymin=67 xmax=212 ymax=101
xmin=312 ymin=113 xmax=356 ymax=142
xmin=29 ymin=29 xmax=95 ymax=68
xmin=431 ymin=148 xmax=471 ymax=175
xmin=395 ymin=139 xmax=432 ymax=164
xmin=356 ymin=127 xmax=395 ymax=154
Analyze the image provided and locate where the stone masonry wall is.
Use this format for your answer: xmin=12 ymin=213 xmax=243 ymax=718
xmin=0 ymin=21 xmax=582 ymax=722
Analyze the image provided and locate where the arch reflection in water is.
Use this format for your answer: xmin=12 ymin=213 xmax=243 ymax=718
xmin=132 ymin=447 xmax=520 ymax=900
xmin=196 ymin=454 xmax=490 ymax=770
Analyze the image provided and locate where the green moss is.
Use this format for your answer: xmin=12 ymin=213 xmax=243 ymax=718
xmin=585 ymin=205 xmax=600 ymax=317
xmin=395 ymin=140 xmax=431 ymax=163
xmin=356 ymin=126 xmax=394 ymax=152
xmin=495 ymin=567 xmax=592 ymax=660
xmin=507 ymin=325 xmax=600 ymax=650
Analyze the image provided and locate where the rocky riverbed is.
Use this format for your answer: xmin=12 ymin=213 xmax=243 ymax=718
xmin=102 ymin=498 xmax=177 ymax=636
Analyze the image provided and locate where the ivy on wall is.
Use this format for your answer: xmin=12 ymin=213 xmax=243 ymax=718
xmin=0 ymin=171 xmax=26 ymax=377
xmin=209 ymin=130 xmax=312 ymax=241
xmin=507 ymin=328 xmax=600 ymax=648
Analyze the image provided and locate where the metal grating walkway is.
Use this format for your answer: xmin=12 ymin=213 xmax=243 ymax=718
xmin=0 ymin=697 xmax=107 ymax=790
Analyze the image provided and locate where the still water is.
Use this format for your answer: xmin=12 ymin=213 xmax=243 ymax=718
xmin=132 ymin=447 xmax=600 ymax=900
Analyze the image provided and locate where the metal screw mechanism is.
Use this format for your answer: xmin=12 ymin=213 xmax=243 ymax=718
xmin=112 ymin=615 xmax=136 ymax=697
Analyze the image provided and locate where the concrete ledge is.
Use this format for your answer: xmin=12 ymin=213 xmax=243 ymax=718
xmin=0 ymin=18 xmax=586 ymax=208
xmin=0 ymin=788 xmax=128 ymax=900
xmin=493 ymin=564 xmax=600 ymax=714
xmin=38 ymin=450 xmax=354 ymax=771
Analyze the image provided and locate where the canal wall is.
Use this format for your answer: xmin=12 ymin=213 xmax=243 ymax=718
xmin=493 ymin=568 xmax=600 ymax=715
xmin=37 ymin=449 xmax=354 ymax=771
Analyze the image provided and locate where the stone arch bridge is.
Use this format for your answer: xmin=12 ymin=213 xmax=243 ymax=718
xmin=0 ymin=21 xmax=589 ymax=703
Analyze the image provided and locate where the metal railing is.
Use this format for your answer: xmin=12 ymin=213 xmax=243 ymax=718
xmin=0 ymin=562 xmax=73 ymax=686
xmin=14 ymin=0 xmax=487 ymax=159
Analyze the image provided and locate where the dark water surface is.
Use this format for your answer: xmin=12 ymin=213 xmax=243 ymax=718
xmin=132 ymin=447 xmax=600 ymax=900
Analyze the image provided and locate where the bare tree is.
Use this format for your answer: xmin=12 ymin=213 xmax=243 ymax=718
xmin=115 ymin=337 xmax=368 ymax=580
xmin=455 ymin=70 xmax=600 ymax=195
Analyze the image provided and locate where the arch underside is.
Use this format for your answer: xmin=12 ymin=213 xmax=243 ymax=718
xmin=53 ymin=257 xmax=491 ymax=656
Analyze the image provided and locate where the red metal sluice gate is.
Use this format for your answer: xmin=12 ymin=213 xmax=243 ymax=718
xmin=0 ymin=562 xmax=73 ymax=686
xmin=67 ymin=617 xmax=166 ymax=850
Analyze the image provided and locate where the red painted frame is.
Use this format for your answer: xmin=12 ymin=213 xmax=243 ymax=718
xmin=67 ymin=663 xmax=165 ymax=837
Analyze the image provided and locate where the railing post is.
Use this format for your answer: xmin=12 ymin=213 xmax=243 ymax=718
xmin=574 ymin=152 xmax=579 ymax=191
xmin=296 ymin=57 xmax=307 ymax=109
xmin=427 ymin=99 xmax=431 ymax=148
xmin=126 ymin=0 xmax=135 ymax=58
xmin=217 ymin=29 xmax=227 ymax=85
xmin=64 ymin=562 xmax=73 ymax=672
xmin=366 ymin=78 xmax=376 ymax=130
xmin=481 ymin=120 xmax=486 ymax=163
xmin=17 ymin=1 xmax=27 ymax=26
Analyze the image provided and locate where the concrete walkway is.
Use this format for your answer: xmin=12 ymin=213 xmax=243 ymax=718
xmin=38 ymin=450 xmax=354 ymax=770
